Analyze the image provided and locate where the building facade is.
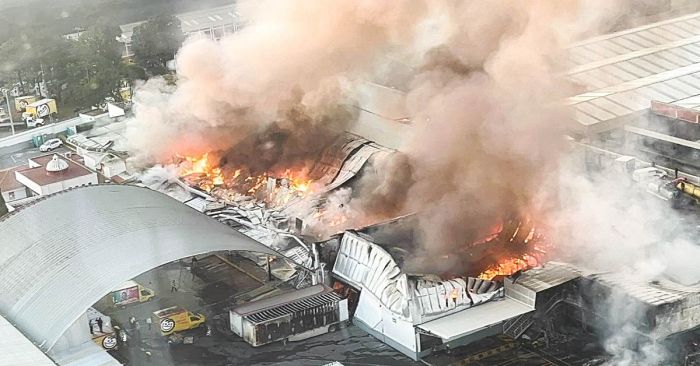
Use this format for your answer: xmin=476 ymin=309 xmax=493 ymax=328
xmin=117 ymin=4 xmax=244 ymax=61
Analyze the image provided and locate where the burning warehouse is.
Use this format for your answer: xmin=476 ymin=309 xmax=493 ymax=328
xmin=116 ymin=0 xmax=700 ymax=364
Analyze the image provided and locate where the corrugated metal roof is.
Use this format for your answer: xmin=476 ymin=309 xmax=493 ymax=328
xmin=0 ymin=314 xmax=55 ymax=365
xmin=588 ymin=272 xmax=700 ymax=306
xmin=246 ymin=291 xmax=340 ymax=324
xmin=417 ymin=298 xmax=533 ymax=342
xmin=233 ymin=284 xmax=329 ymax=316
xmin=514 ymin=262 xmax=581 ymax=293
xmin=568 ymin=11 xmax=700 ymax=129
xmin=0 ymin=184 xmax=276 ymax=351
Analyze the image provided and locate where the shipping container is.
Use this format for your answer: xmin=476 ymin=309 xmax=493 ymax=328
xmin=230 ymin=284 xmax=348 ymax=347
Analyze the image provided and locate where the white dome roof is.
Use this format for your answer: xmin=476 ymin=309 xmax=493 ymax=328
xmin=45 ymin=155 xmax=69 ymax=173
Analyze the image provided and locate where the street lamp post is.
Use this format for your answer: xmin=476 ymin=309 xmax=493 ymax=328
xmin=1 ymin=89 xmax=15 ymax=135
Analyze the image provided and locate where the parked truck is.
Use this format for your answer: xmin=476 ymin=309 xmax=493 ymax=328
xmin=22 ymin=98 xmax=57 ymax=128
xmin=153 ymin=307 xmax=206 ymax=336
xmin=14 ymin=95 xmax=37 ymax=112
xmin=112 ymin=280 xmax=155 ymax=307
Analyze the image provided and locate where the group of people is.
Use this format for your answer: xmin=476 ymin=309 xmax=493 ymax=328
xmin=88 ymin=317 xmax=104 ymax=335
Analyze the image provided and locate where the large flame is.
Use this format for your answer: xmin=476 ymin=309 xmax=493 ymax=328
xmin=178 ymin=153 xmax=314 ymax=204
xmin=478 ymin=254 xmax=540 ymax=280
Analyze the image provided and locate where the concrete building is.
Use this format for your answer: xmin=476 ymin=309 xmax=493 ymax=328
xmin=0 ymin=165 xmax=30 ymax=203
xmin=14 ymin=154 xmax=98 ymax=196
xmin=68 ymin=120 xmax=131 ymax=180
xmin=117 ymin=4 xmax=244 ymax=60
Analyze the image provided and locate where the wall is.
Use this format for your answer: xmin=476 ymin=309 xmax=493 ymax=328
xmin=0 ymin=117 xmax=88 ymax=154
xmin=2 ymin=187 xmax=28 ymax=202
xmin=14 ymin=171 xmax=43 ymax=195
xmin=40 ymin=173 xmax=98 ymax=195
xmin=51 ymin=312 xmax=91 ymax=353
xmin=354 ymin=290 xmax=419 ymax=360
xmin=382 ymin=307 xmax=417 ymax=353
xmin=102 ymin=159 xmax=126 ymax=178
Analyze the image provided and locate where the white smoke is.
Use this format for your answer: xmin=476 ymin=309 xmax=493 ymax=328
xmin=122 ymin=1 xmax=700 ymax=363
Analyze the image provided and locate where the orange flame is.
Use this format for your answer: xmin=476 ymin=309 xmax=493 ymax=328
xmin=478 ymin=254 xmax=539 ymax=280
xmin=178 ymin=153 xmax=314 ymax=200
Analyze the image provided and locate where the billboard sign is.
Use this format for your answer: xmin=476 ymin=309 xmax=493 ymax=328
xmin=113 ymin=286 xmax=139 ymax=305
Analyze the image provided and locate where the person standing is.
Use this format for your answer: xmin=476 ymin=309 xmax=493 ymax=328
xmin=191 ymin=256 xmax=198 ymax=280
xmin=146 ymin=316 xmax=152 ymax=331
xmin=96 ymin=317 xmax=104 ymax=333
xmin=88 ymin=319 xmax=94 ymax=335
xmin=170 ymin=279 xmax=178 ymax=293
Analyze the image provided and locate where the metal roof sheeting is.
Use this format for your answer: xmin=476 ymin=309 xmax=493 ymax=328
xmin=588 ymin=272 xmax=699 ymax=306
xmin=332 ymin=231 xmax=410 ymax=317
xmin=0 ymin=184 xmax=275 ymax=351
xmin=514 ymin=262 xmax=581 ymax=293
xmin=246 ymin=291 xmax=341 ymax=324
xmin=0 ymin=315 xmax=55 ymax=365
xmin=417 ymin=298 xmax=533 ymax=342
xmin=568 ymin=11 xmax=700 ymax=130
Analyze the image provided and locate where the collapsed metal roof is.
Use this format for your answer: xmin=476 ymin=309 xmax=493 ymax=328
xmin=0 ymin=184 xmax=276 ymax=351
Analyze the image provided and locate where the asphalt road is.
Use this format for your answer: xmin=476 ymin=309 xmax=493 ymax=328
xmin=96 ymin=258 xmax=416 ymax=366
xmin=0 ymin=145 xmax=69 ymax=170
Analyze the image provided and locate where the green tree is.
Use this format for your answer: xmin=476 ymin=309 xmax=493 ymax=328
xmin=65 ymin=25 xmax=124 ymax=107
xmin=0 ymin=31 xmax=62 ymax=96
xmin=1 ymin=25 xmax=142 ymax=111
xmin=131 ymin=15 xmax=184 ymax=75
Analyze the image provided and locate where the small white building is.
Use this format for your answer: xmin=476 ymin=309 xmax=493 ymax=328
xmin=14 ymin=154 xmax=98 ymax=196
xmin=0 ymin=166 xmax=30 ymax=203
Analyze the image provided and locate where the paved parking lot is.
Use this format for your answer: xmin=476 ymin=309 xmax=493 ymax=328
xmin=94 ymin=256 xmax=415 ymax=366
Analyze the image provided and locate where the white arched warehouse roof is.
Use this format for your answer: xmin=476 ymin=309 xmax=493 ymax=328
xmin=0 ymin=184 xmax=276 ymax=351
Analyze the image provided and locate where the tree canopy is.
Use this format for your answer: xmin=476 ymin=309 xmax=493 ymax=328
xmin=131 ymin=15 xmax=184 ymax=75
xmin=0 ymin=25 xmax=144 ymax=110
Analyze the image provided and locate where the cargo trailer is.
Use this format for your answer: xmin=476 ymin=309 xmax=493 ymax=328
xmin=230 ymin=284 xmax=348 ymax=347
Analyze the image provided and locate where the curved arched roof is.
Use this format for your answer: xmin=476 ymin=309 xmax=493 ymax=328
xmin=0 ymin=184 xmax=275 ymax=351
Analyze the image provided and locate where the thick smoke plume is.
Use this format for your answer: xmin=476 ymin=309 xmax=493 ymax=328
xmin=127 ymin=1 xmax=426 ymax=172
xmin=124 ymin=0 xmax=700 ymax=363
xmin=125 ymin=0 xmax=632 ymax=264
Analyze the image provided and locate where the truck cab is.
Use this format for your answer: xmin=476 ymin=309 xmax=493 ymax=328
xmin=153 ymin=306 xmax=206 ymax=336
xmin=23 ymin=115 xmax=44 ymax=128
